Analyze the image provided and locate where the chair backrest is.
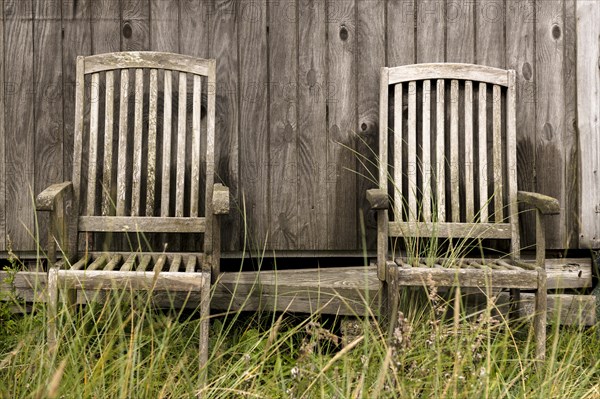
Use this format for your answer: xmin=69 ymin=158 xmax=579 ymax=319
xmin=72 ymin=52 xmax=216 ymax=251
xmin=379 ymin=63 xmax=519 ymax=254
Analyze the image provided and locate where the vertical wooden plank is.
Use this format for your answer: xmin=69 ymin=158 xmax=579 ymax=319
xmin=478 ymin=83 xmax=488 ymax=222
xmin=393 ymin=84 xmax=403 ymax=221
xmin=87 ymin=73 xmax=100 ymax=215
xmin=102 ymin=71 xmax=115 ymax=216
xmin=34 ymin=0 xmax=64 ymax=247
xmin=180 ymin=0 xmax=210 ymax=57
xmin=506 ymin=0 xmax=536 ymax=245
xmin=446 ymin=0 xmax=474 ymax=62
xmin=464 ymin=81 xmax=474 ymax=222
xmin=269 ymin=0 xmax=298 ymax=249
xmin=327 ymin=0 xmax=357 ymax=249
xmin=387 ymin=0 xmax=414 ymax=65
xmin=450 ymin=80 xmax=459 ymax=222
xmin=407 ymin=81 xmax=417 ymax=221
xmin=422 ymin=80 xmax=432 ymax=221
xmin=150 ymin=0 xmax=179 ymax=52
xmin=576 ymin=1 xmax=600 ymax=249
xmin=5 ymin=0 xmax=34 ymax=248
xmin=63 ymin=0 xmax=91 ymax=183
xmin=91 ymin=0 xmax=120 ymax=54
xmin=435 ymin=80 xmax=445 ymax=222
xmin=122 ymin=0 xmax=150 ymax=51
xmin=492 ymin=84 xmax=503 ymax=221
xmin=0 ymin=4 xmax=5 ymax=250
xmin=357 ymin=0 xmax=385 ymax=248
xmin=146 ymin=69 xmax=158 ymax=216
xmin=563 ymin=0 xmax=579 ymax=248
xmin=536 ymin=0 xmax=565 ymax=248
xmin=239 ymin=0 xmax=269 ymax=247
xmin=211 ymin=0 xmax=239 ymax=251
xmin=131 ymin=69 xmax=144 ymax=216
xmin=417 ymin=0 xmax=445 ymax=62
xmin=298 ymin=0 xmax=327 ymax=249
xmin=161 ymin=71 xmax=173 ymax=216
xmin=176 ymin=73 xmax=187 ymax=217
xmin=116 ymin=70 xmax=130 ymax=216
xmin=475 ymin=0 xmax=505 ymax=67
xmin=190 ymin=75 xmax=202 ymax=217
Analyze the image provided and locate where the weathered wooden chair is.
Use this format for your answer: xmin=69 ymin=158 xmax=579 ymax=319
xmin=36 ymin=52 xmax=229 ymax=377
xmin=368 ymin=63 xmax=560 ymax=361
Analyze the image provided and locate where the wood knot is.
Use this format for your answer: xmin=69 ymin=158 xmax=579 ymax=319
xmin=551 ymin=24 xmax=561 ymax=40
xmin=522 ymin=62 xmax=532 ymax=81
xmin=123 ymin=22 xmax=133 ymax=39
xmin=307 ymin=69 xmax=317 ymax=87
xmin=339 ymin=25 xmax=349 ymax=41
xmin=543 ymin=122 xmax=554 ymax=141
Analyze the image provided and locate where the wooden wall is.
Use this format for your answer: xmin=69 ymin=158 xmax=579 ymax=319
xmin=0 ymin=0 xmax=589 ymax=254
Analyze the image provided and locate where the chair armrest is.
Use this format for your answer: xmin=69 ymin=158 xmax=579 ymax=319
xmin=367 ymin=189 xmax=389 ymax=210
xmin=212 ymin=183 xmax=230 ymax=215
xmin=517 ymin=191 xmax=560 ymax=215
xmin=36 ymin=182 xmax=73 ymax=211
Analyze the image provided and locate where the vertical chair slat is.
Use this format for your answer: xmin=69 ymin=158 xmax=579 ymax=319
xmin=393 ymin=83 xmax=403 ymax=221
xmin=464 ymin=81 xmax=474 ymax=221
xmin=87 ymin=73 xmax=100 ymax=215
xmin=507 ymin=71 xmax=520 ymax=255
xmin=176 ymin=72 xmax=187 ymax=217
xmin=117 ymin=70 xmax=130 ymax=216
xmin=436 ymin=79 xmax=446 ymax=222
xmin=422 ymin=80 xmax=432 ymax=221
xmin=131 ymin=69 xmax=144 ymax=216
xmin=492 ymin=84 xmax=503 ymax=222
xmin=161 ymin=70 xmax=173 ymax=216
xmin=190 ymin=75 xmax=202 ymax=217
xmin=146 ymin=69 xmax=158 ymax=216
xmin=478 ymin=82 xmax=488 ymax=222
xmin=186 ymin=254 xmax=197 ymax=273
xmin=408 ymin=81 xmax=417 ymax=221
xmin=450 ymin=80 xmax=460 ymax=222
xmin=102 ymin=71 xmax=114 ymax=215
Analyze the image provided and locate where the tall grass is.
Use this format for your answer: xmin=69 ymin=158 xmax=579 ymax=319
xmin=1 ymin=268 xmax=599 ymax=398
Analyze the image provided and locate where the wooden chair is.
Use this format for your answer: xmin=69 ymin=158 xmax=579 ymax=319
xmin=36 ymin=52 xmax=229 ymax=377
xmin=368 ymin=63 xmax=560 ymax=361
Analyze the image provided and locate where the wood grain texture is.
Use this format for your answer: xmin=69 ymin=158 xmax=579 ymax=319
xmin=150 ymin=0 xmax=179 ymax=52
xmin=416 ymin=0 xmax=445 ymax=62
xmin=0 ymin=4 xmax=4 ymax=250
xmin=180 ymin=0 xmax=209 ymax=57
xmin=576 ymin=0 xmax=600 ymax=249
xmin=122 ymin=0 xmax=150 ymax=51
xmin=535 ymin=0 xmax=566 ymax=249
xmin=211 ymin=0 xmax=239 ymax=251
xmin=445 ymin=0 xmax=473 ymax=62
xmin=506 ymin=0 xmax=536 ymax=248
xmin=269 ymin=0 xmax=298 ymax=249
xmin=297 ymin=0 xmax=327 ymax=250
xmin=387 ymin=0 xmax=415 ymax=65
xmin=91 ymin=0 xmax=120 ymax=54
xmin=356 ymin=0 xmax=385 ymax=249
xmin=562 ymin=0 xmax=578 ymax=249
xmin=327 ymin=0 xmax=357 ymax=249
xmin=63 ymin=0 xmax=91 ymax=181
xmin=5 ymin=0 xmax=35 ymax=248
xmin=34 ymin=0 xmax=64 ymax=247
xmin=475 ymin=0 xmax=505 ymax=67
xmin=239 ymin=0 xmax=269 ymax=249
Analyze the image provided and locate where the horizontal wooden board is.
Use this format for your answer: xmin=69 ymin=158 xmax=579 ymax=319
xmin=388 ymin=222 xmax=512 ymax=239
xmin=388 ymin=63 xmax=509 ymax=86
xmin=79 ymin=216 xmax=206 ymax=233
xmin=83 ymin=51 xmax=211 ymax=75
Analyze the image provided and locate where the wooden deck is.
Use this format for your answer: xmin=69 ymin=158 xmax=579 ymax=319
xmin=1 ymin=260 xmax=596 ymax=325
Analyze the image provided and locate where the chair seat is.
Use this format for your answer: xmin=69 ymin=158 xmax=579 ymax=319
xmin=390 ymin=257 xmax=540 ymax=290
xmin=58 ymin=252 xmax=204 ymax=273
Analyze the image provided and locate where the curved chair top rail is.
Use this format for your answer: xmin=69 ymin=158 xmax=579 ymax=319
xmin=386 ymin=63 xmax=513 ymax=87
xmin=81 ymin=51 xmax=215 ymax=76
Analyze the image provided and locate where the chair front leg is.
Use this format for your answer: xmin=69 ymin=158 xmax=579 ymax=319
xmin=534 ymin=267 xmax=547 ymax=362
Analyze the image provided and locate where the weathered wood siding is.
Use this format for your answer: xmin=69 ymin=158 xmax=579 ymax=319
xmin=0 ymin=0 xmax=592 ymax=253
